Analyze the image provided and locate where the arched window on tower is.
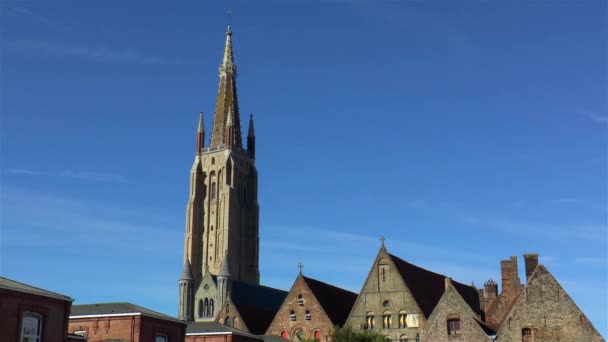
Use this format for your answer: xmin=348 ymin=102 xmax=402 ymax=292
xmin=209 ymin=299 xmax=214 ymax=316
xmin=203 ymin=298 xmax=209 ymax=317
xmin=226 ymin=159 xmax=232 ymax=186
xmin=225 ymin=317 xmax=232 ymax=327
xmin=211 ymin=182 xmax=217 ymax=200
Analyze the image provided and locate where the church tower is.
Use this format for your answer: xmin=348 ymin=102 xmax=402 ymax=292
xmin=179 ymin=26 xmax=260 ymax=321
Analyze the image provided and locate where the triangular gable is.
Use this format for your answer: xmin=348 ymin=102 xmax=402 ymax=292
xmin=345 ymin=245 xmax=424 ymax=327
xmin=215 ymin=299 xmax=252 ymax=334
xmin=495 ymin=265 xmax=604 ymax=342
xmin=421 ymin=280 xmax=492 ymax=342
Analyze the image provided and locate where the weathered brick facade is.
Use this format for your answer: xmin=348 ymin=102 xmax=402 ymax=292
xmin=69 ymin=303 xmax=186 ymax=342
xmin=266 ymin=274 xmax=357 ymax=341
xmin=495 ymin=265 xmax=604 ymax=342
xmin=421 ymin=278 xmax=493 ymax=342
xmin=0 ymin=277 xmax=73 ymax=342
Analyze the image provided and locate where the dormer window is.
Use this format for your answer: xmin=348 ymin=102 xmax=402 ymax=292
xmin=297 ymin=294 xmax=304 ymax=306
xmin=289 ymin=311 xmax=296 ymax=321
xmin=305 ymin=310 xmax=311 ymax=320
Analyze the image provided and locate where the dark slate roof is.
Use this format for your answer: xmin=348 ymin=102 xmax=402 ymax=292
xmin=70 ymin=302 xmax=184 ymax=323
xmin=0 ymin=277 xmax=72 ymax=301
xmin=389 ymin=254 xmax=480 ymax=317
xmin=186 ymin=321 xmax=261 ymax=339
xmin=302 ymin=276 xmax=358 ymax=326
xmin=230 ymin=280 xmax=288 ymax=335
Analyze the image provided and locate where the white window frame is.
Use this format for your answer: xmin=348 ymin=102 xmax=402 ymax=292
xmin=20 ymin=312 xmax=43 ymax=342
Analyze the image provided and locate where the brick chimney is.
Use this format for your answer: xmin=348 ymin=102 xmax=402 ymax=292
xmin=484 ymin=279 xmax=498 ymax=299
xmin=524 ymin=254 xmax=539 ymax=280
xmin=501 ymin=256 xmax=520 ymax=294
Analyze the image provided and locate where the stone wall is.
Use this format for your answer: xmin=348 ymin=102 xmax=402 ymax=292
xmin=496 ymin=265 xmax=604 ymax=342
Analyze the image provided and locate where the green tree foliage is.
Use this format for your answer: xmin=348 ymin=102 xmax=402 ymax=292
xmin=329 ymin=325 xmax=391 ymax=342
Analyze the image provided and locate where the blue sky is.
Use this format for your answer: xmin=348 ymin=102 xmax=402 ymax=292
xmin=1 ymin=0 xmax=606 ymax=336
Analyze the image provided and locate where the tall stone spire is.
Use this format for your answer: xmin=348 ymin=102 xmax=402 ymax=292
xmin=210 ymin=25 xmax=242 ymax=148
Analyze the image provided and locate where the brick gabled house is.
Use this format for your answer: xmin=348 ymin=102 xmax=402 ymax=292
xmin=265 ymin=272 xmax=357 ymax=341
xmin=345 ymin=243 xmax=480 ymax=341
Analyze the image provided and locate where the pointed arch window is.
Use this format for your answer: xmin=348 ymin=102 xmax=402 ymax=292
xmin=365 ymin=312 xmax=375 ymax=329
xmin=198 ymin=299 xmax=204 ymax=318
xmin=297 ymin=294 xmax=304 ymax=306
xmin=209 ymin=299 xmax=214 ymax=316
xmin=314 ymin=330 xmax=321 ymax=340
xmin=203 ymin=298 xmax=209 ymax=317
xmin=382 ymin=311 xmax=392 ymax=328
xmin=289 ymin=311 xmax=296 ymax=321
xmin=211 ymin=182 xmax=217 ymax=200
xmin=226 ymin=159 xmax=233 ymax=186
xmin=398 ymin=310 xmax=407 ymax=328
xmin=225 ymin=317 xmax=232 ymax=327
xmin=305 ymin=310 xmax=311 ymax=320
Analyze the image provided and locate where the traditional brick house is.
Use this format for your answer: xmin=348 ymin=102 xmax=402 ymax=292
xmin=495 ymin=263 xmax=604 ymax=342
xmin=185 ymin=321 xmax=263 ymax=342
xmin=420 ymin=278 xmax=495 ymax=341
xmin=345 ymin=243 xmax=480 ymax=341
xmin=265 ymin=272 xmax=358 ymax=341
xmin=0 ymin=276 xmax=73 ymax=342
xmin=68 ymin=302 xmax=186 ymax=342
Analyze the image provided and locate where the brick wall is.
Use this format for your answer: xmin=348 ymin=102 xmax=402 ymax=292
xmin=266 ymin=276 xmax=334 ymax=341
xmin=69 ymin=315 xmax=185 ymax=342
xmin=0 ymin=289 xmax=71 ymax=342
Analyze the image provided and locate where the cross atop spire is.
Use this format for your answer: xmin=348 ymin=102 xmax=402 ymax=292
xmin=380 ymin=235 xmax=386 ymax=246
xmin=298 ymin=262 xmax=304 ymax=275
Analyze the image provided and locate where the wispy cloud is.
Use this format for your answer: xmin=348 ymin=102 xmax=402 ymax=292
xmin=554 ymin=197 xmax=607 ymax=213
xmin=578 ymin=109 xmax=608 ymax=126
xmin=6 ymin=168 xmax=126 ymax=182
xmin=464 ymin=216 xmax=607 ymax=241
xmin=7 ymin=39 xmax=179 ymax=65
xmin=575 ymin=257 xmax=607 ymax=266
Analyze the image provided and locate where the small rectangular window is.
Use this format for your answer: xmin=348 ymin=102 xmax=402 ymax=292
xmin=447 ymin=319 xmax=461 ymax=336
xmin=155 ymin=333 xmax=168 ymax=342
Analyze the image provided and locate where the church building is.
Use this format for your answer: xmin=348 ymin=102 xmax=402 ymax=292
xmin=177 ymin=26 xmax=286 ymax=328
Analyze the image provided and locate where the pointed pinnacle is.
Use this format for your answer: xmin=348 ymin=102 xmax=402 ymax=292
xmin=198 ymin=112 xmax=204 ymax=132
xmin=248 ymin=113 xmax=255 ymax=137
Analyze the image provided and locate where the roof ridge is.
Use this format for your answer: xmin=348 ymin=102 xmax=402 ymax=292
xmin=302 ymin=275 xmax=356 ymax=294
xmin=388 ymin=253 xmax=473 ymax=289
xmin=0 ymin=276 xmax=72 ymax=301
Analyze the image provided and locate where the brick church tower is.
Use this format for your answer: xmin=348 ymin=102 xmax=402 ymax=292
xmin=178 ymin=26 xmax=260 ymax=322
